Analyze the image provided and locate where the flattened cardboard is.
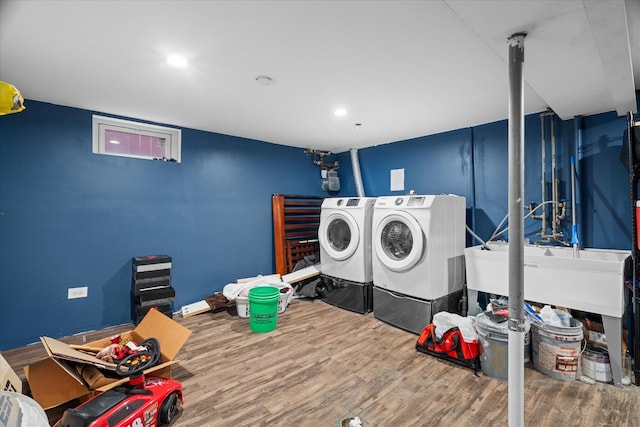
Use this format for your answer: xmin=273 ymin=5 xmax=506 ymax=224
xmin=41 ymin=336 xmax=118 ymax=371
xmin=26 ymin=307 xmax=191 ymax=410
xmin=181 ymin=300 xmax=211 ymax=318
xmin=282 ymin=264 xmax=320 ymax=284
xmin=0 ymin=353 xmax=22 ymax=393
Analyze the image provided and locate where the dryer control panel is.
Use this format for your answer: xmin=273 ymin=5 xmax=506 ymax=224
xmin=407 ymin=196 xmax=425 ymax=206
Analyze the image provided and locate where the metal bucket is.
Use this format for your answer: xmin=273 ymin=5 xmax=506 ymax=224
xmin=476 ymin=312 xmax=530 ymax=381
xmin=532 ymin=318 xmax=583 ymax=380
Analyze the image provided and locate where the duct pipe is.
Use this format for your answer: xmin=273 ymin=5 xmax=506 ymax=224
xmin=551 ymin=113 xmax=557 ymax=236
xmin=507 ymin=32 xmax=526 ymax=427
xmin=570 ymin=156 xmax=579 ymax=258
xmin=350 ymin=148 xmax=365 ymax=197
xmin=537 ymin=114 xmax=547 ymax=231
xmin=573 ymin=116 xmax=583 ymax=250
xmin=470 ymin=128 xmax=479 ymax=245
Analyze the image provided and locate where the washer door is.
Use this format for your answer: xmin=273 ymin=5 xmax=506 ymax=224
xmin=374 ymin=211 xmax=424 ymax=272
xmin=319 ymin=211 xmax=360 ymax=261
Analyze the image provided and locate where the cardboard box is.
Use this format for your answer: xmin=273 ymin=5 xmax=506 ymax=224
xmin=25 ymin=308 xmax=191 ymax=410
xmin=1 ymin=352 xmax=22 ymax=393
xmin=24 ymin=358 xmax=90 ymax=410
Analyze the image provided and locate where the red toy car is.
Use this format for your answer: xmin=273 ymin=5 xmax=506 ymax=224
xmin=53 ymin=376 xmax=182 ymax=427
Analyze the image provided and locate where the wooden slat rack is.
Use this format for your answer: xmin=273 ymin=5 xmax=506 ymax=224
xmin=272 ymin=194 xmax=324 ymax=275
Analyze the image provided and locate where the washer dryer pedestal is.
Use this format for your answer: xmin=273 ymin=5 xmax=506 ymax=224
xmin=318 ymin=275 xmax=373 ymax=314
xmin=373 ymin=287 xmax=463 ymax=334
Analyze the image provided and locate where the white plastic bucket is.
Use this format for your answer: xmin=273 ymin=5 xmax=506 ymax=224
xmin=277 ymin=287 xmax=291 ymax=314
xmin=236 ymin=296 xmax=250 ymax=318
xmin=532 ymin=317 xmax=584 ymax=380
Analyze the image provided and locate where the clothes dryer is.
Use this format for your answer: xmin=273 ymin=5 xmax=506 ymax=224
xmin=371 ymin=194 xmax=466 ymax=333
xmin=318 ymin=197 xmax=376 ymax=313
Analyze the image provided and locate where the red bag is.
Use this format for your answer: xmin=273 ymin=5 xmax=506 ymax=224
xmin=416 ymin=323 xmax=480 ymax=372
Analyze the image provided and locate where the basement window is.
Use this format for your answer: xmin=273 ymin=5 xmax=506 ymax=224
xmin=92 ymin=115 xmax=181 ymax=163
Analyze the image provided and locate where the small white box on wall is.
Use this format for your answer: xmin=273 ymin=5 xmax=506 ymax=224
xmin=390 ymin=168 xmax=404 ymax=191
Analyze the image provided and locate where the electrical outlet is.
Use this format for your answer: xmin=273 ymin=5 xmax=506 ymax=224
xmin=68 ymin=286 xmax=88 ymax=299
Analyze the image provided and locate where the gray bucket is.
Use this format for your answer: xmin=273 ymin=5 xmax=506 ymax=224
xmin=532 ymin=318 xmax=583 ymax=380
xmin=476 ymin=312 xmax=531 ymax=381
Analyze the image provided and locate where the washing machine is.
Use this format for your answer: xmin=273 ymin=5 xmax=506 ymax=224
xmin=318 ymin=197 xmax=376 ymax=313
xmin=372 ymin=194 xmax=466 ymax=333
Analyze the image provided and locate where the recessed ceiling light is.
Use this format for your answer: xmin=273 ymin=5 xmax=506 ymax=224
xmin=334 ymin=108 xmax=347 ymax=117
xmin=167 ymin=54 xmax=188 ymax=68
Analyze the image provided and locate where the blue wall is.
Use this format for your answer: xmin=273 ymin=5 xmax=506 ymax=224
xmin=579 ymin=112 xmax=631 ymax=248
xmin=0 ymin=101 xmax=325 ymax=350
xmin=0 ymin=98 xmax=634 ymax=350
xmin=337 ymin=109 xmax=632 ymax=251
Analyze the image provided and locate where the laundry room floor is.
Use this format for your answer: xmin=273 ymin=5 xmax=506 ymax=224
xmin=4 ymin=299 xmax=640 ymax=426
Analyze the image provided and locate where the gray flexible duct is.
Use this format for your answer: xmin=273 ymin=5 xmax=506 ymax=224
xmin=350 ymin=148 xmax=365 ymax=197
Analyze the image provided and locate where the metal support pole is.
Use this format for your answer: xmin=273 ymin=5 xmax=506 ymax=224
xmin=507 ymin=32 xmax=526 ymax=426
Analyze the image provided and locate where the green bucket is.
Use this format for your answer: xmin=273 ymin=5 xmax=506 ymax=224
xmin=248 ymin=286 xmax=280 ymax=333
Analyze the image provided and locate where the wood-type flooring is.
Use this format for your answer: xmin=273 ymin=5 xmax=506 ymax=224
xmin=3 ymin=298 xmax=640 ymax=426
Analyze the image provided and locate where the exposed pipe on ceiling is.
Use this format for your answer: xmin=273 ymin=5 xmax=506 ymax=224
xmin=304 ymin=148 xmax=340 ymax=192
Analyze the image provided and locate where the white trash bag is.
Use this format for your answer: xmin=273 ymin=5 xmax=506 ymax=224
xmin=433 ymin=311 xmax=478 ymax=342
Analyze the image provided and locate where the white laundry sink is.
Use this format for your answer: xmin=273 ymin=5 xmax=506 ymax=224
xmin=465 ymin=241 xmax=629 ymax=317
xmin=464 ymin=241 xmax=630 ymax=387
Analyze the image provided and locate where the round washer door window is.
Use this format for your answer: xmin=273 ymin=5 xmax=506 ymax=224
xmin=374 ymin=211 xmax=424 ymax=272
xmin=319 ymin=211 xmax=360 ymax=261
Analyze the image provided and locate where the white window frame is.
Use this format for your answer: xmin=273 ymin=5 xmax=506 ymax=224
xmin=92 ymin=115 xmax=181 ymax=163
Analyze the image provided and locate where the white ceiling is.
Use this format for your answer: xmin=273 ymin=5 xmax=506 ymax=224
xmin=1 ymin=0 xmax=638 ymax=154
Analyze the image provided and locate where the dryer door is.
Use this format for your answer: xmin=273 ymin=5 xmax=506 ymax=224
xmin=319 ymin=211 xmax=360 ymax=261
xmin=374 ymin=211 xmax=424 ymax=272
